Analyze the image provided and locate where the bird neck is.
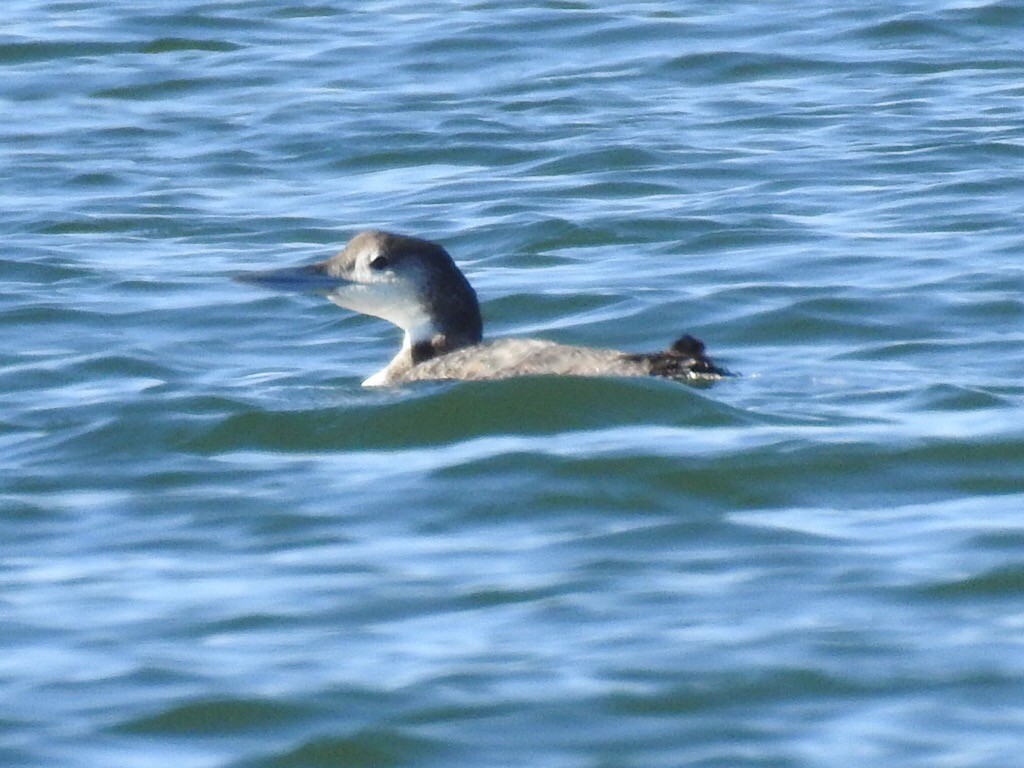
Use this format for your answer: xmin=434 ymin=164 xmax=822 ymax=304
xmin=360 ymin=324 xmax=478 ymax=388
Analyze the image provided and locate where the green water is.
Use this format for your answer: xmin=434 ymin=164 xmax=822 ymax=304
xmin=3 ymin=2 xmax=1024 ymax=766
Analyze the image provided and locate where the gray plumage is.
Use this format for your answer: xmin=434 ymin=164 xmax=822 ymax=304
xmin=240 ymin=230 xmax=727 ymax=387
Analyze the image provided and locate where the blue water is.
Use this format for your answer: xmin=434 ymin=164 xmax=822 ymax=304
xmin=3 ymin=2 xmax=1024 ymax=766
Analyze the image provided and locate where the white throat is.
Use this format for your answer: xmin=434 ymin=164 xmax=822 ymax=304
xmin=402 ymin=317 xmax=441 ymax=349
xmin=361 ymin=318 xmax=441 ymax=388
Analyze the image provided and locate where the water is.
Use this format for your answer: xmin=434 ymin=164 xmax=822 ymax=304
xmin=3 ymin=1 xmax=1024 ymax=766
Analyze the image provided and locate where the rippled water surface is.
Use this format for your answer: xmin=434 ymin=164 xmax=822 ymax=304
xmin=3 ymin=2 xmax=1024 ymax=766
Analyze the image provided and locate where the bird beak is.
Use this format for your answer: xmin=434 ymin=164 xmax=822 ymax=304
xmin=237 ymin=257 xmax=422 ymax=330
xmin=235 ymin=261 xmax=345 ymax=294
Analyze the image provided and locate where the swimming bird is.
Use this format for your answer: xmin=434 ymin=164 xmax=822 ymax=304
xmin=239 ymin=230 xmax=727 ymax=387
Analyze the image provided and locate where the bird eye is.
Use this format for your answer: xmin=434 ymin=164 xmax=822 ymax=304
xmin=369 ymin=255 xmax=389 ymax=270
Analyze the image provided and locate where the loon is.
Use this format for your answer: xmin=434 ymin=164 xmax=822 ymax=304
xmin=239 ymin=230 xmax=727 ymax=387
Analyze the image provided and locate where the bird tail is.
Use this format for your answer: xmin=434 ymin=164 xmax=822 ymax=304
xmin=626 ymin=334 xmax=731 ymax=379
